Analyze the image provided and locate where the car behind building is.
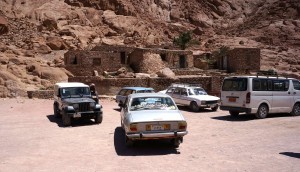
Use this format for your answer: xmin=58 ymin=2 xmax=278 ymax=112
xmin=116 ymin=87 xmax=154 ymax=107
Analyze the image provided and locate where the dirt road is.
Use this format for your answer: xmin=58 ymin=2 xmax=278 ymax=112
xmin=0 ymin=98 xmax=299 ymax=172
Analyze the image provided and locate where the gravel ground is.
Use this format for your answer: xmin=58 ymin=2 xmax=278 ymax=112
xmin=0 ymin=98 xmax=299 ymax=172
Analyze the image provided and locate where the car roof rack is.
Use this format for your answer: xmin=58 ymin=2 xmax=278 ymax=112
xmin=171 ymin=83 xmax=202 ymax=88
xmin=256 ymin=70 xmax=279 ymax=78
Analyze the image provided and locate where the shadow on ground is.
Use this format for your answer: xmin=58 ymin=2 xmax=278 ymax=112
xmin=178 ymin=105 xmax=214 ymax=113
xmin=114 ymin=127 xmax=180 ymax=156
xmin=47 ymin=114 xmax=97 ymax=127
xmin=212 ymin=113 xmax=291 ymax=122
xmin=113 ymin=108 xmax=121 ymax=112
xmin=279 ymin=152 xmax=300 ymax=159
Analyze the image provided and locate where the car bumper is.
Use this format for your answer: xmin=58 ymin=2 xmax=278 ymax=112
xmin=126 ymin=131 xmax=188 ymax=140
xmin=220 ymin=106 xmax=252 ymax=113
xmin=66 ymin=111 xmax=103 ymax=118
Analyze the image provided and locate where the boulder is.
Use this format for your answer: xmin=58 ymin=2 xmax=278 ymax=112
xmin=135 ymin=73 xmax=151 ymax=78
xmin=46 ymin=36 xmax=69 ymax=50
xmin=156 ymin=68 xmax=176 ymax=79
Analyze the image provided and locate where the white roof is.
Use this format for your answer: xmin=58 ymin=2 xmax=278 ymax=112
xmin=55 ymin=82 xmax=89 ymax=88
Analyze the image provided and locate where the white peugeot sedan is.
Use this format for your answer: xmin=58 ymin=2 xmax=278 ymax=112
xmin=164 ymin=83 xmax=220 ymax=112
xmin=120 ymin=93 xmax=188 ymax=147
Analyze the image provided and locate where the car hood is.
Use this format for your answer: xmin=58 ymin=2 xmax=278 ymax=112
xmin=189 ymin=95 xmax=220 ymax=101
xmin=63 ymin=97 xmax=94 ymax=104
xmin=129 ymin=110 xmax=184 ymax=123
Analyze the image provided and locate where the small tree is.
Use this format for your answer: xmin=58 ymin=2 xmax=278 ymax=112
xmin=173 ymin=31 xmax=199 ymax=50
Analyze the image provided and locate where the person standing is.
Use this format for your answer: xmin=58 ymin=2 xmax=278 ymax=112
xmin=90 ymin=83 xmax=99 ymax=104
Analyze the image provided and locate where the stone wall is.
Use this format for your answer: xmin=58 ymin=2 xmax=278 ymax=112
xmin=227 ymin=48 xmax=260 ymax=73
xmin=27 ymin=90 xmax=54 ymax=99
xmin=68 ymin=76 xmax=223 ymax=96
xmin=65 ymin=50 xmax=129 ymax=76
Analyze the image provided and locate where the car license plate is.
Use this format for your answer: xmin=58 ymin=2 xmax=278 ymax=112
xmin=229 ymin=97 xmax=236 ymax=102
xmin=73 ymin=113 xmax=81 ymax=118
xmin=151 ymin=125 xmax=164 ymax=131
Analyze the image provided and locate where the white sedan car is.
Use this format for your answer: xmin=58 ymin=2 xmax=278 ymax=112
xmin=120 ymin=93 xmax=188 ymax=147
xmin=164 ymin=84 xmax=220 ymax=112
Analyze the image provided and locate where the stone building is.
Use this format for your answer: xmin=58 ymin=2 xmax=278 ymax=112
xmin=64 ymin=45 xmax=193 ymax=76
xmin=218 ymin=48 xmax=260 ymax=73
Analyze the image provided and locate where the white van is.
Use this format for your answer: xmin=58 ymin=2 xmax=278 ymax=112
xmin=220 ymin=76 xmax=300 ymax=118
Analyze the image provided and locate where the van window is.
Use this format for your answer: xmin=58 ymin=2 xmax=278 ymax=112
xmin=273 ymin=80 xmax=289 ymax=91
xmin=293 ymin=80 xmax=300 ymax=90
xmin=222 ymin=78 xmax=247 ymax=91
xmin=253 ymin=79 xmax=269 ymax=91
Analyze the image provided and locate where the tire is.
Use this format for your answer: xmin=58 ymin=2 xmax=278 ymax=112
xmin=95 ymin=113 xmax=103 ymax=124
xmin=255 ymin=104 xmax=268 ymax=119
xmin=189 ymin=101 xmax=200 ymax=112
xmin=62 ymin=112 xmax=71 ymax=126
xmin=171 ymin=137 xmax=182 ymax=148
xmin=229 ymin=111 xmax=239 ymax=117
xmin=291 ymin=103 xmax=300 ymax=116
xmin=53 ymin=103 xmax=60 ymax=118
xmin=125 ymin=136 xmax=134 ymax=147
xmin=211 ymin=105 xmax=219 ymax=112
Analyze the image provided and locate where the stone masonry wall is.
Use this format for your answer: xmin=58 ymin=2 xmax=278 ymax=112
xmin=227 ymin=48 xmax=260 ymax=73
xmin=68 ymin=76 xmax=222 ymax=96
xmin=27 ymin=90 xmax=54 ymax=99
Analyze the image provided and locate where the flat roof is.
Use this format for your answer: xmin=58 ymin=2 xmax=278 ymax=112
xmin=55 ymin=82 xmax=89 ymax=88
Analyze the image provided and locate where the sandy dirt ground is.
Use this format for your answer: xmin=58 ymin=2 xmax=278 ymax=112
xmin=0 ymin=98 xmax=299 ymax=172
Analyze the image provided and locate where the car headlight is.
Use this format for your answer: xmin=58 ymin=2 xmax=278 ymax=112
xmin=73 ymin=104 xmax=79 ymax=109
xmin=89 ymin=102 xmax=96 ymax=108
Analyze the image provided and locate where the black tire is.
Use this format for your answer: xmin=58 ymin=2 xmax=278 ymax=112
xmin=125 ymin=136 xmax=134 ymax=147
xmin=95 ymin=113 xmax=103 ymax=124
xmin=211 ymin=105 xmax=219 ymax=112
xmin=53 ymin=103 xmax=60 ymax=118
xmin=190 ymin=101 xmax=200 ymax=112
xmin=229 ymin=111 xmax=239 ymax=117
xmin=255 ymin=104 xmax=268 ymax=119
xmin=171 ymin=138 xmax=182 ymax=148
xmin=291 ymin=103 xmax=300 ymax=116
xmin=62 ymin=112 xmax=71 ymax=126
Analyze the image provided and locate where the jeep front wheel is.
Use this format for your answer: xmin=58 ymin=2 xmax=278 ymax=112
xmin=62 ymin=112 xmax=71 ymax=126
xmin=95 ymin=113 xmax=103 ymax=124
xmin=53 ymin=103 xmax=60 ymax=118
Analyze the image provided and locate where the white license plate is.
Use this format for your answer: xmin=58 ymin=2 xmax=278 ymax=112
xmin=73 ymin=113 xmax=81 ymax=118
xmin=151 ymin=125 xmax=164 ymax=131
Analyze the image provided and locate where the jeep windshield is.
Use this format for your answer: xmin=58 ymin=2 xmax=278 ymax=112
xmin=60 ymin=87 xmax=90 ymax=98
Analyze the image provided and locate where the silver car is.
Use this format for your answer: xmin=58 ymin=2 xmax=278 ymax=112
xmin=120 ymin=93 xmax=188 ymax=147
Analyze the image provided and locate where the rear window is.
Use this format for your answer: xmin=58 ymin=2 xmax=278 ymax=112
xmin=222 ymin=78 xmax=248 ymax=91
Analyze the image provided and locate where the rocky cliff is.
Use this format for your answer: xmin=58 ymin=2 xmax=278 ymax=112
xmin=0 ymin=0 xmax=299 ymax=97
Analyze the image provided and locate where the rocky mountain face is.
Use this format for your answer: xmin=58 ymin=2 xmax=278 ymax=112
xmin=0 ymin=0 xmax=299 ymax=97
